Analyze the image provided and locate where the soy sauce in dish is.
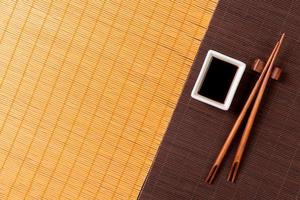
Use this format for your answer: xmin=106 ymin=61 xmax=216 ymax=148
xmin=198 ymin=57 xmax=238 ymax=103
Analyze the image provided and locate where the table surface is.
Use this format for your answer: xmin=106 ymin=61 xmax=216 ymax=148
xmin=139 ymin=0 xmax=300 ymax=199
xmin=0 ymin=0 xmax=217 ymax=199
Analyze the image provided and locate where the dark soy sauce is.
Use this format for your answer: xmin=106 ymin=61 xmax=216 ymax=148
xmin=198 ymin=57 xmax=238 ymax=103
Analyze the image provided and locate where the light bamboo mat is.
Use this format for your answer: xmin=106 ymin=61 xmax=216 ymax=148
xmin=0 ymin=0 xmax=216 ymax=199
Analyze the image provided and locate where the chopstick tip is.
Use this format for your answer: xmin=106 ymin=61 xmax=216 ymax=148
xmin=279 ymin=33 xmax=285 ymax=43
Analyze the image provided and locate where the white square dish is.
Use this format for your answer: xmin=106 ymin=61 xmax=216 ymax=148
xmin=191 ymin=50 xmax=246 ymax=110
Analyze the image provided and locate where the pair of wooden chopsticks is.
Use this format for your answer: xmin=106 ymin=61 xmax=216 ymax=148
xmin=205 ymin=33 xmax=285 ymax=184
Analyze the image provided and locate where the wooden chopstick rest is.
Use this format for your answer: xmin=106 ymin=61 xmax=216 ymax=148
xmin=252 ymin=58 xmax=282 ymax=80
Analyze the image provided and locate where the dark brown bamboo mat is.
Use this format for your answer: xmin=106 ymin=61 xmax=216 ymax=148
xmin=138 ymin=0 xmax=300 ymax=199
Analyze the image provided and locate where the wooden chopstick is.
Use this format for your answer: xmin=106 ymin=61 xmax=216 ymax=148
xmin=227 ymin=33 xmax=285 ymax=182
xmin=205 ymin=35 xmax=284 ymax=184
